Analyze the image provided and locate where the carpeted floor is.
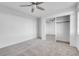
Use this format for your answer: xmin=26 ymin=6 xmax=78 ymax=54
xmin=0 ymin=35 xmax=79 ymax=56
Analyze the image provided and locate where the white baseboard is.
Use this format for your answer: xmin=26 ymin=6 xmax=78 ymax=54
xmin=0 ymin=35 xmax=37 ymax=49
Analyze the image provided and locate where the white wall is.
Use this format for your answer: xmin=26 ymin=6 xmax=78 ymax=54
xmin=77 ymin=12 xmax=79 ymax=34
xmin=70 ymin=11 xmax=77 ymax=47
xmin=46 ymin=21 xmax=55 ymax=35
xmin=77 ymin=12 xmax=79 ymax=50
xmin=36 ymin=17 xmax=41 ymax=39
xmin=40 ymin=18 xmax=46 ymax=40
xmin=0 ymin=13 xmax=37 ymax=48
xmin=36 ymin=17 xmax=47 ymax=40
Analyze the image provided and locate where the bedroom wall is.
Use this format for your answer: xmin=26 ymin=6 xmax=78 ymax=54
xmin=0 ymin=12 xmax=37 ymax=48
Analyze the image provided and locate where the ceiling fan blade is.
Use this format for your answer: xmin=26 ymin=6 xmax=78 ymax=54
xmin=31 ymin=8 xmax=34 ymax=13
xmin=31 ymin=2 xmax=36 ymax=5
xmin=36 ymin=6 xmax=45 ymax=11
xmin=20 ymin=4 xmax=32 ymax=7
xmin=36 ymin=2 xmax=44 ymax=5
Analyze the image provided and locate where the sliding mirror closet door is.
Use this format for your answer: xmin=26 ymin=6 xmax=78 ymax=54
xmin=55 ymin=15 xmax=70 ymax=43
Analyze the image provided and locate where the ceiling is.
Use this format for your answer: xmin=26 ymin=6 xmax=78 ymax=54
xmin=0 ymin=2 xmax=76 ymax=18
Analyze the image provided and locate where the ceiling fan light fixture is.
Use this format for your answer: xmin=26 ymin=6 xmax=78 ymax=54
xmin=20 ymin=2 xmax=45 ymax=13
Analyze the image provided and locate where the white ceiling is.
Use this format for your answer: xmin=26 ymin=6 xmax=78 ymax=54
xmin=0 ymin=2 xmax=76 ymax=18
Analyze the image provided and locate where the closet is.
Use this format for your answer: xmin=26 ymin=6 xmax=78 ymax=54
xmin=55 ymin=15 xmax=70 ymax=43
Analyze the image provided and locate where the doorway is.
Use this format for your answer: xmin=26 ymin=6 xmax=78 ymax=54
xmin=46 ymin=18 xmax=55 ymax=40
xmin=46 ymin=15 xmax=70 ymax=44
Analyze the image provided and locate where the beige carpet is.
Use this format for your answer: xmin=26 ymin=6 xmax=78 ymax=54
xmin=0 ymin=35 xmax=79 ymax=56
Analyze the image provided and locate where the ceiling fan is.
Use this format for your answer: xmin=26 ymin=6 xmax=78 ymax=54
xmin=20 ymin=2 xmax=45 ymax=13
